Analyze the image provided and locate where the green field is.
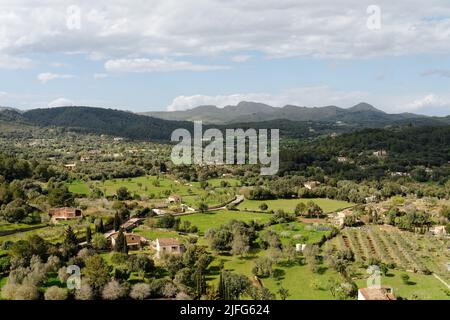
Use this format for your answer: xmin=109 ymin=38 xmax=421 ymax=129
xmin=0 ymin=222 xmax=46 ymax=232
xmin=179 ymin=210 xmax=273 ymax=234
xmin=269 ymin=221 xmax=333 ymax=245
xmin=238 ymin=198 xmax=354 ymax=213
xmin=133 ymin=226 xmax=182 ymax=241
xmin=67 ymin=176 xmax=239 ymax=200
xmin=66 ymin=180 xmax=91 ymax=195
xmin=0 ymin=220 xmax=87 ymax=245
xmin=205 ymin=249 xmax=338 ymax=300
xmin=355 ymin=269 xmax=450 ymax=300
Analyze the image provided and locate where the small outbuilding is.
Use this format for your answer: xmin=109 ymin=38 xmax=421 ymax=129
xmin=49 ymin=207 xmax=82 ymax=223
xmin=358 ymin=286 xmax=396 ymax=300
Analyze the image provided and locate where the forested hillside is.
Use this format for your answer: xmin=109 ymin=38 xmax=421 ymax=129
xmin=280 ymin=125 xmax=450 ymax=182
xmin=22 ymin=107 xmax=193 ymax=141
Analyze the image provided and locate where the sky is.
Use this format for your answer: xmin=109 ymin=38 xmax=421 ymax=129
xmin=0 ymin=0 xmax=450 ymax=116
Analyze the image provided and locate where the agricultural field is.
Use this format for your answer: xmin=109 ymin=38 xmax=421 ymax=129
xmin=180 ymin=190 xmax=236 ymax=209
xmin=355 ymin=269 xmax=449 ymax=300
xmin=206 ymin=249 xmax=338 ymax=300
xmin=330 ymin=225 xmax=450 ymax=280
xmin=0 ymin=220 xmax=88 ymax=245
xmin=68 ymin=176 xmax=198 ymax=197
xmin=0 ymin=222 xmax=46 ymax=232
xmin=268 ymin=221 xmax=333 ymax=245
xmin=67 ymin=176 xmax=240 ymax=198
xmin=133 ymin=226 xmax=182 ymax=240
xmin=237 ymin=198 xmax=354 ymax=214
xmin=179 ymin=210 xmax=273 ymax=234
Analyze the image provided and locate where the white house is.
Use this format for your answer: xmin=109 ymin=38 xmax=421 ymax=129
xmin=304 ymin=181 xmax=320 ymax=190
xmin=167 ymin=194 xmax=182 ymax=203
xmin=154 ymin=238 xmax=183 ymax=258
xmin=429 ymin=225 xmax=447 ymax=236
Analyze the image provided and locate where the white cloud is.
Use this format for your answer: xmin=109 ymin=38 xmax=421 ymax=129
xmin=1 ymin=1 xmax=450 ymax=61
xmin=49 ymin=62 xmax=67 ymax=68
xmin=47 ymin=97 xmax=74 ymax=108
xmin=37 ymin=72 xmax=74 ymax=83
xmin=0 ymin=54 xmax=33 ymax=69
xmin=231 ymin=55 xmax=252 ymax=62
xmin=93 ymin=73 xmax=108 ymax=79
xmin=401 ymin=94 xmax=450 ymax=112
xmin=104 ymin=58 xmax=229 ymax=73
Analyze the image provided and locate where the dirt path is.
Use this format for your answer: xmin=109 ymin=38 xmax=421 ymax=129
xmin=433 ymin=273 xmax=450 ymax=289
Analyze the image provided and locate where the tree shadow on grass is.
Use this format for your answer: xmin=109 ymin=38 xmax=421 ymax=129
xmin=277 ymin=259 xmax=301 ymax=268
xmin=316 ymin=266 xmax=328 ymax=275
xmin=272 ymin=268 xmax=285 ymax=281
xmin=238 ymin=255 xmax=258 ymax=261
xmin=207 ymin=265 xmax=222 ymax=276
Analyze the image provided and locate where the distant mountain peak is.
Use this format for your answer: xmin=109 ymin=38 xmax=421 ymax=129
xmin=349 ymin=102 xmax=383 ymax=113
xmin=234 ymin=101 xmax=274 ymax=112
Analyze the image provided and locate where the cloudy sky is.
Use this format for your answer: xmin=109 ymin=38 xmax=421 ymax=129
xmin=1 ymin=0 xmax=450 ymax=115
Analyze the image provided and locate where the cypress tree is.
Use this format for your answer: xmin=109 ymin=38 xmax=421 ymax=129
xmin=115 ymin=229 xmax=128 ymax=254
xmin=195 ymin=268 xmax=206 ymax=298
xmin=62 ymin=225 xmax=79 ymax=258
xmin=64 ymin=225 xmax=78 ymax=247
xmin=218 ymin=272 xmax=225 ymax=300
xmin=86 ymin=225 xmax=92 ymax=243
xmin=114 ymin=212 xmax=121 ymax=231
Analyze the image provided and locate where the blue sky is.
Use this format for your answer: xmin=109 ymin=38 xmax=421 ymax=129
xmin=1 ymin=0 xmax=450 ymax=116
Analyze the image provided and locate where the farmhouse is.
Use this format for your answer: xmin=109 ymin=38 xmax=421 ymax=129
xmin=121 ymin=217 xmax=142 ymax=231
xmin=365 ymin=195 xmax=377 ymax=203
xmin=333 ymin=209 xmax=353 ymax=227
xmin=108 ymin=231 xmax=147 ymax=250
xmin=168 ymin=194 xmax=182 ymax=203
xmin=357 ymin=286 xmax=396 ymax=300
xmin=154 ymin=238 xmax=183 ymax=258
xmin=373 ymin=149 xmax=387 ymax=157
xmin=49 ymin=207 xmax=82 ymax=222
xmin=304 ymin=181 xmax=320 ymax=190
xmin=64 ymin=163 xmax=76 ymax=170
xmin=152 ymin=208 xmax=170 ymax=216
xmin=429 ymin=225 xmax=448 ymax=237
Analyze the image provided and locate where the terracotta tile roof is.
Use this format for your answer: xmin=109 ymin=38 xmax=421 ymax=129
xmin=157 ymin=238 xmax=180 ymax=247
xmin=359 ymin=287 xmax=396 ymax=300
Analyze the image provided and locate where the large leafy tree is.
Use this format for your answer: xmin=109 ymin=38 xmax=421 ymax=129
xmin=83 ymin=255 xmax=112 ymax=294
xmin=48 ymin=184 xmax=74 ymax=207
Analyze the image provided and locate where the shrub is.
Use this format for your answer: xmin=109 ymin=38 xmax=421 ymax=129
xmin=75 ymin=282 xmax=94 ymax=300
xmin=102 ymin=280 xmax=127 ymax=300
xmin=130 ymin=283 xmax=151 ymax=300
xmin=14 ymin=283 xmax=39 ymax=300
xmin=44 ymin=286 xmax=68 ymax=300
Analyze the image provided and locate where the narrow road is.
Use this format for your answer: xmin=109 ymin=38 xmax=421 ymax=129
xmin=173 ymin=195 xmax=245 ymax=216
xmin=433 ymin=273 xmax=450 ymax=289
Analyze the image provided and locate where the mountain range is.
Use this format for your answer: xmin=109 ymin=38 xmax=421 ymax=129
xmin=1 ymin=102 xmax=449 ymax=141
xmin=140 ymin=101 xmax=441 ymax=125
